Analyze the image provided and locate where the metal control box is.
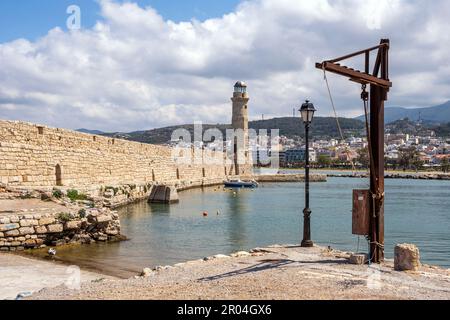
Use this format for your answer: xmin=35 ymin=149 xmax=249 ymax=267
xmin=352 ymin=189 xmax=370 ymax=236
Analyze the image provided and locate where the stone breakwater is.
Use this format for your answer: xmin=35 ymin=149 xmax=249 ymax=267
xmin=327 ymin=172 xmax=450 ymax=180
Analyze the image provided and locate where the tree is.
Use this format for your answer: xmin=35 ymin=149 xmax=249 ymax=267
xmin=357 ymin=147 xmax=369 ymax=169
xmin=398 ymin=146 xmax=417 ymax=170
xmin=442 ymin=157 xmax=450 ymax=173
xmin=317 ymin=154 xmax=331 ymax=168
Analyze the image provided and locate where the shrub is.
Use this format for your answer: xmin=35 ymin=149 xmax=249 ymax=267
xmin=78 ymin=209 xmax=86 ymax=218
xmin=67 ymin=189 xmax=88 ymax=201
xmin=52 ymin=189 xmax=63 ymax=199
xmin=57 ymin=212 xmax=71 ymax=222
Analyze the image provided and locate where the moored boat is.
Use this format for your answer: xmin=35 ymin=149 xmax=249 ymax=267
xmin=223 ymin=179 xmax=258 ymax=188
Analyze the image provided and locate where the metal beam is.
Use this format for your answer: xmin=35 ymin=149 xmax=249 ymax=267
xmin=315 ymin=62 xmax=392 ymax=89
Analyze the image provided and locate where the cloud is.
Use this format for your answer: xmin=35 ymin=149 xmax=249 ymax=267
xmin=0 ymin=0 xmax=450 ymax=131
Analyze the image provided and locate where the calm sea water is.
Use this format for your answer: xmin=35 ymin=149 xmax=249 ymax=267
xmin=45 ymin=177 xmax=450 ymax=277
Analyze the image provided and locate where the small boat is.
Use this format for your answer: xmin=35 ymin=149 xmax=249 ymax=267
xmin=224 ymin=179 xmax=258 ymax=189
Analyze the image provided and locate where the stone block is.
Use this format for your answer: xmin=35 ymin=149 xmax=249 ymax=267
xmin=39 ymin=217 xmax=55 ymax=225
xmin=20 ymin=219 xmax=31 ymax=227
xmin=349 ymin=254 xmax=367 ymax=265
xmin=65 ymin=221 xmax=81 ymax=230
xmin=34 ymin=226 xmax=47 ymax=234
xmin=9 ymin=216 xmax=19 ymax=223
xmin=47 ymin=224 xmax=63 ymax=233
xmin=394 ymin=243 xmax=421 ymax=271
xmin=0 ymin=217 xmax=11 ymax=224
xmin=0 ymin=223 xmax=20 ymax=232
xmin=24 ymin=239 xmax=36 ymax=247
xmin=96 ymin=215 xmax=112 ymax=223
xmin=5 ymin=229 xmax=20 ymax=237
xmin=19 ymin=227 xmax=35 ymax=235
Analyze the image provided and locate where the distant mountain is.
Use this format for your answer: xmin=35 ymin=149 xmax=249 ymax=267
xmin=356 ymin=101 xmax=450 ymax=124
xmin=94 ymin=117 xmax=365 ymax=145
xmin=76 ymin=128 xmax=105 ymax=135
xmin=385 ymin=118 xmax=434 ymax=136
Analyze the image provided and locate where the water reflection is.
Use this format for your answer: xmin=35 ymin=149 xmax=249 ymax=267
xmin=226 ymin=188 xmax=248 ymax=249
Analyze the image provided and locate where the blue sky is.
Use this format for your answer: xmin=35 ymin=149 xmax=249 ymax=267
xmin=1 ymin=0 xmax=449 ymax=131
xmin=0 ymin=0 xmax=241 ymax=42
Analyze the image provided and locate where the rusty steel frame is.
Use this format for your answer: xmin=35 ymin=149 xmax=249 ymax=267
xmin=316 ymin=39 xmax=392 ymax=263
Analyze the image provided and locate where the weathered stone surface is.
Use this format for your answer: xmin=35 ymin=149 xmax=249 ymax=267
xmin=0 ymin=217 xmax=11 ymax=224
xmin=394 ymin=243 xmax=421 ymax=271
xmin=19 ymin=227 xmax=35 ymax=235
xmin=96 ymin=215 xmax=112 ymax=223
xmin=34 ymin=226 xmax=47 ymax=234
xmin=5 ymin=229 xmax=20 ymax=237
xmin=38 ymin=217 xmax=55 ymax=225
xmin=349 ymin=254 xmax=367 ymax=265
xmin=65 ymin=221 xmax=81 ymax=230
xmin=23 ymin=239 xmax=37 ymax=247
xmin=47 ymin=224 xmax=63 ymax=233
xmin=0 ymin=223 xmax=20 ymax=232
xmin=20 ymin=219 xmax=38 ymax=227
xmin=231 ymin=251 xmax=251 ymax=257
xmin=140 ymin=268 xmax=153 ymax=277
xmin=9 ymin=216 xmax=19 ymax=223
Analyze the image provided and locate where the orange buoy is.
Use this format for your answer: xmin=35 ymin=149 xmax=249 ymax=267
xmin=203 ymin=211 xmax=208 ymax=217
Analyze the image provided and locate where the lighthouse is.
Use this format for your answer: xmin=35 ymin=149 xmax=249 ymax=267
xmin=231 ymin=81 xmax=251 ymax=175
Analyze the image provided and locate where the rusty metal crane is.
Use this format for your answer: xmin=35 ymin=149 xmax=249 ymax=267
xmin=316 ymin=39 xmax=392 ymax=263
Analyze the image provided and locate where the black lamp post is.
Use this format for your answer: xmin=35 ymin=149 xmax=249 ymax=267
xmin=299 ymin=100 xmax=316 ymax=248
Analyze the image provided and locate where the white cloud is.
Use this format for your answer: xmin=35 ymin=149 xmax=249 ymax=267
xmin=0 ymin=0 xmax=450 ymax=131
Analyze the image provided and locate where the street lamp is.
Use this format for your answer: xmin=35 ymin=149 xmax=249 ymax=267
xmin=299 ymin=100 xmax=316 ymax=248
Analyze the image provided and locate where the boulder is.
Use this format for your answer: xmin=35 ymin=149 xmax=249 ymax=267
xmin=140 ymin=268 xmax=153 ymax=277
xmin=394 ymin=244 xmax=420 ymax=271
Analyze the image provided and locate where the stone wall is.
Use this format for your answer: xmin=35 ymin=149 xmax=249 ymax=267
xmin=0 ymin=208 xmax=121 ymax=251
xmin=0 ymin=120 xmax=251 ymax=192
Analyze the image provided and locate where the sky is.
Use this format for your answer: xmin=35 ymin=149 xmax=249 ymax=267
xmin=0 ymin=0 xmax=450 ymax=131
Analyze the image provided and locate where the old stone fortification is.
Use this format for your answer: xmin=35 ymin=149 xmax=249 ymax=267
xmin=0 ymin=120 xmax=250 ymax=195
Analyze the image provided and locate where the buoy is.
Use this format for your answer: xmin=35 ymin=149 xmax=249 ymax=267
xmin=203 ymin=211 xmax=208 ymax=217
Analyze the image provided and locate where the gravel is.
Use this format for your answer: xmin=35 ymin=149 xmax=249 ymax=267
xmin=28 ymin=245 xmax=450 ymax=300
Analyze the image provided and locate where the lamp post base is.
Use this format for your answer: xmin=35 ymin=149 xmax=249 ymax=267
xmin=301 ymin=240 xmax=314 ymax=248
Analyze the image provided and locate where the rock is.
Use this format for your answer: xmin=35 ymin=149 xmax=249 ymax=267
xmin=38 ymin=217 xmax=55 ymax=226
xmin=0 ymin=232 xmax=3 ymax=238
xmin=9 ymin=216 xmax=19 ymax=223
xmin=19 ymin=227 xmax=35 ymax=235
xmin=24 ymin=239 xmax=36 ymax=248
xmin=394 ymin=243 xmax=421 ymax=271
xmin=0 ymin=217 xmax=11 ymax=224
xmin=140 ymin=268 xmax=154 ymax=277
xmin=65 ymin=221 xmax=81 ymax=230
xmin=0 ymin=223 xmax=20 ymax=232
xmin=5 ymin=229 xmax=20 ymax=237
xmin=349 ymin=254 xmax=367 ymax=265
xmin=231 ymin=251 xmax=251 ymax=257
xmin=20 ymin=219 xmax=38 ymax=227
xmin=47 ymin=224 xmax=64 ymax=233
xmin=15 ymin=292 xmax=33 ymax=300
xmin=34 ymin=226 xmax=47 ymax=234
xmin=96 ymin=215 xmax=112 ymax=223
